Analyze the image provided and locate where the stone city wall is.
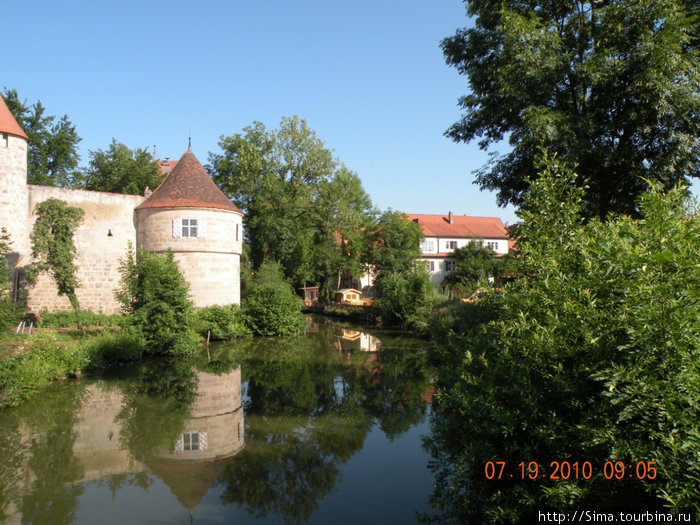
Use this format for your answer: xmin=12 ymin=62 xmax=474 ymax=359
xmin=25 ymin=185 xmax=144 ymax=314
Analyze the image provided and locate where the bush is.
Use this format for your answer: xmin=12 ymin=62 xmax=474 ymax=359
xmin=79 ymin=330 xmax=145 ymax=368
xmin=242 ymin=264 xmax=305 ymax=336
xmin=39 ymin=310 xmax=125 ymax=328
xmin=426 ymin=154 xmax=700 ymax=521
xmin=193 ymin=304 xmax=250 ymax=341
xmin=374 ymin=269 xmax=433 ymax=330
xmin=116 ymin=245 xmax=197 ymax=356
xmin=0 ymin=333 xmax=89 ymax=408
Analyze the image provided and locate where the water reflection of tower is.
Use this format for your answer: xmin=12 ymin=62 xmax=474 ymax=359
xmin=148 ymin=368 xmax=245 ymax=511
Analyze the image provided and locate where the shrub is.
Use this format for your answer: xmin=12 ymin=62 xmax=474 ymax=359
xmin=426 ymin=154 xmax=700 ymax=521
xmin=374 ymin=269 xmax=433 ymax=330
xmin=242 ymin=263 xmax=305 ymax=336
xmin=0 ymin=333 xmax=89 ymax=408
xmin=79 ymin=330 xmax=145 ymax=368
xmin=193 ymin=304 xmax=250 ymax=341
xmin=116 ymin=244 xmax=197 ymax=356
xmin=39 ymin=310 xmax=125 ymax=328
xmin=0 ymin=227 xmax=22 ymax=332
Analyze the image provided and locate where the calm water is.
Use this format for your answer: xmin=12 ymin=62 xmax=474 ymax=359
xmin=0 ymin=317 xmax=435 ymax=524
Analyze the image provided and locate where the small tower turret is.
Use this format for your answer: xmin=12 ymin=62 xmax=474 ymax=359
xmin=135 ymin=151 xmax=243 ymax=306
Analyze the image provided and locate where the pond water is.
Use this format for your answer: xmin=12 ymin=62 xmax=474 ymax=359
xmin=0 ymin=316 xmax=435 ymax=524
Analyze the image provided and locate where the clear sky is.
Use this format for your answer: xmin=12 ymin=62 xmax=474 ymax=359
xmin=5 ymin=2 xmax=696 ymax=225
xmin=4 ymin=1 xmax=520 ymax=223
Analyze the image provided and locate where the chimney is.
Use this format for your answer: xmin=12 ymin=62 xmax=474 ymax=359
xmin=448 ymin=211 xmax=453 ymax=224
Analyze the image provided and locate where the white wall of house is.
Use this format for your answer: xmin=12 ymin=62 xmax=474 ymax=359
xmin=419 ymin=237 xmax=509 ymax=256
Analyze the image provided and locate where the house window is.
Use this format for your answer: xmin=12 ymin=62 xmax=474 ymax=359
xmin=182 ymin=218 xmax=198 ymax=238
xmin=420 ymin=239 xmax=435 ymax=253
xmin=445 ymin=261 xmax=456 ymax=272
xmin=236 ymin=223 xmax=240 ymax=241
xmin=446 ymin=241 xmax=457 ymax=250
xmin=173 ymin=218 xmax=206 ymax=238
xmin=486 ymin=241 xmax=499 ymax=251
xmin=424 ymin=260 xmax=435 ymax=272
xmin=2 ymin=134 xmax=7 ymax=147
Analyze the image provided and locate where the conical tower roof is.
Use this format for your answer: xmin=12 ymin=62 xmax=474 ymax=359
xmin=136 ymin=150 xmax=241 ymax=213
xmin=0 ymin=96 xmax=29 ymax=140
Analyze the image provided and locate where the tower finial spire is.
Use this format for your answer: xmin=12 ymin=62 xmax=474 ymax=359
xmin=188 ymin=130 xmax=192 ymax=152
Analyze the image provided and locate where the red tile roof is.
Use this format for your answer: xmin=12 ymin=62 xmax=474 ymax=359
xmin=405 ymin=213 xmax=507 ymax=238
xmin=156 ymin=159 xmax=178 ymax=175
xmin=136 ymin=151 xmax=241 ymax=213
xmin=0 ymin=96 xmax=29 ymax=140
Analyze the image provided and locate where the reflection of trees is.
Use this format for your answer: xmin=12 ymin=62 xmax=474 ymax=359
xmin=421 ymin=355 xmax=666 ymax=524
xmin=0 ymin=382 xmax=87 ymax=524
xmin=116 ymin=358 xmax=199 ymax=463
xmin=218 ymin=319 xmax=432 ymax=523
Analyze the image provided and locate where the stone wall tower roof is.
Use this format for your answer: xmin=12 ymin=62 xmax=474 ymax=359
xmin=136 ymin=151 xmax=241 ymax=213
xmin=0 ymin=96 xmax=29 ymax=140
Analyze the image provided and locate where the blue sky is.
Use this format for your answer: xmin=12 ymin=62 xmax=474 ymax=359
xmin=5 ymin=1 xmax=520 ymax=223
xmin=5 ymin=1 xmax=696 ymax=224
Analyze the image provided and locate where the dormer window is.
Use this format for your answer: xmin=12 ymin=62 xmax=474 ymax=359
xmin=2 ymin=134 xmax=7 ymax=147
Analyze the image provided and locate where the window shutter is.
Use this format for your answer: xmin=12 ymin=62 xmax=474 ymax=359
xmin=197 ymin=219 xmax=206 ymax=238
xmin=172 ymin=218 xmax=182 ymax=238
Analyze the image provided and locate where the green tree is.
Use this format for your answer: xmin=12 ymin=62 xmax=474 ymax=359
xmin=424 ymin=153 xmax=700 ymax=522
xmin=116 ymin=244 xmax=196 ymax=356
xmin=209 ymin=117 xmax=374 ymax=289
xmin=28 ymin=199 xmax=84 ymax=329
xmin=2 ymin=89 xmax=82 ymax=187
xmin=442 ymin=0 xmax=700 ymax=218
xmin=370 ymin=211 xmax=423 ymax=275
xmin=444 ymin=240 xmax=508 ymax=297
xmin=82 ymin=139 xmax=163 ymax=195
xmin=370 ymin=211 xmax=429 ymax=328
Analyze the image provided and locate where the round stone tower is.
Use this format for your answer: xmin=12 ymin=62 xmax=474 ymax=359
xmin=0 ymin=96 xmax=30 ymax=261
xmin=135 ymin=150 xmax=243 ymax=307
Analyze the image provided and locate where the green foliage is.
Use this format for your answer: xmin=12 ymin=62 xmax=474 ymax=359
xmin=28 ymin=199 xmax=84 ymax=329
xmin=39 ymin=310 xmax=124 ymax=328
xmin=0 ymin=228 xmax=22 ymax=331
xmin=444 ymin=239 xmax=510 ymax=297
xmin=116 ymin=244 xmax=196 ymax=356
xmin=442 ymin=1 xmax=700 ymax=218
xmin=426 ymin=154 xmax=700 ymax=521
xmin=78 ymin=330 xmax=145 ymax=368
xmin=370 ymin=211 xmax=423 ymax=275
xmin=2 ymin=88 xmax=82 ymax=187
xmin=0 ymin=333 xmax=89 ymax=408
xmin=209 ymin=117 xmax=375 ymax=290
xmin=369 ymin=211 xmax=430 ymax=329
xmin=193 ymin=304 xmax=251 ymax=340
xmin=374 ymin=269 xmax=432 ymax=330
xmin=241 ymin=263 xmax=305 ymax=336
xmin=82 ymin=139 xmax=164 ymax=195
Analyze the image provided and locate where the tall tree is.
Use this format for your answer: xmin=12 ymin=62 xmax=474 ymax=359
xmin=2 ymin=89 xmax=82 ymax=187
xmin=209 ymin=116 xmax=374 ymax=290
xmin=82 ymin=139 xmax=163 ymax=195
xmin=370 ymin=211 xmax=423 ymax=276
xmin=28 ymin=199 xmax=85 ymax=329
xmin=442 ymin=0 xmax=700 ymax=218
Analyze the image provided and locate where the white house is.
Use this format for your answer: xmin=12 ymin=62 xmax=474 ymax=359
xmin=405 ymin=212 xmax=510 ymax=286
